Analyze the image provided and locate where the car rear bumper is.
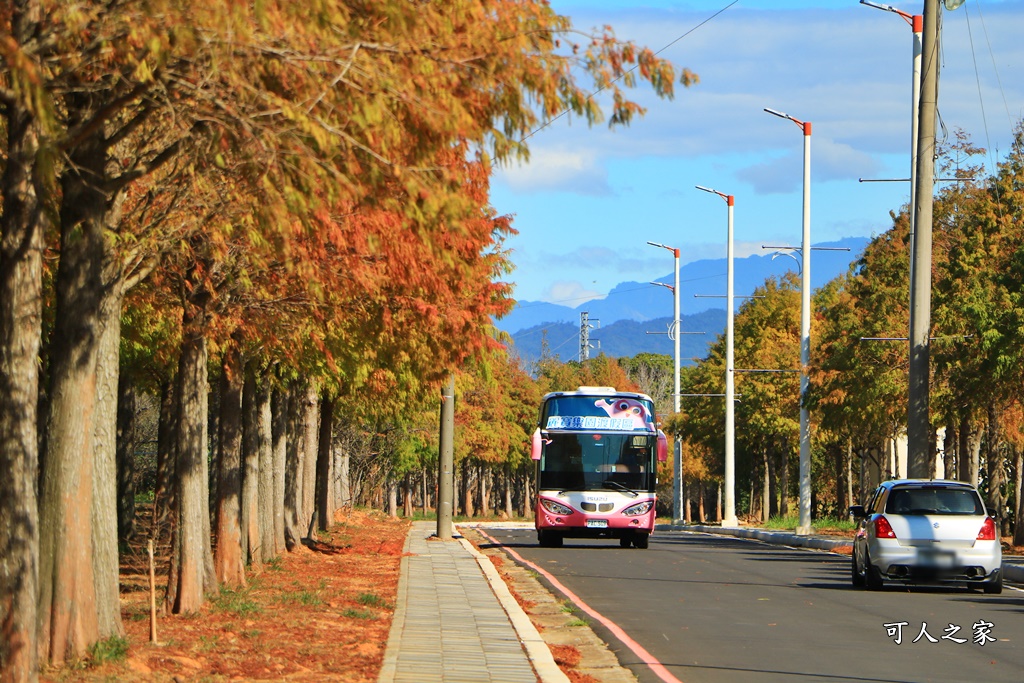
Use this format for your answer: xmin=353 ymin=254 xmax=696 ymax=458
xmin=869 ymin=540 xmax=1002 ymax=582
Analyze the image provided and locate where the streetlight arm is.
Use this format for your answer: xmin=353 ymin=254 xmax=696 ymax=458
xmin=695 ymin=185 xmax=733 ymax=204
xmin=860 ymin=0 xmax=914 ymax=24
xmin=650 ymin=281 xmax=675 ymax=293
xmin=764 ymin=107 xmax=810 ymax=134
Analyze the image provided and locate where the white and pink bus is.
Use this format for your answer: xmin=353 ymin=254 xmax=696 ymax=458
xmin=531 ymin=387 xmax=668 ymax=549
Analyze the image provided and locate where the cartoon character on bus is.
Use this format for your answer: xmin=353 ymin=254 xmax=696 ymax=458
xmin=594 ymin=398 xmax=652 ymax=430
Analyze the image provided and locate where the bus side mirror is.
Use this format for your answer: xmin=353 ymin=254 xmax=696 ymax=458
xmin=657 ymin=431 xmax=668 ymax=463
xmin=531 ymin=428 xmax=542 ymax=460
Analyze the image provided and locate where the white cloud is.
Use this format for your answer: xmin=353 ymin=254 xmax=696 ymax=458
xmin=499 ymin=148 xmax=613 ymax=196
xmin=737 ymin=139 xmax=882 ymax=194
xmin=544 ymin=280 xmax=605 ymax=305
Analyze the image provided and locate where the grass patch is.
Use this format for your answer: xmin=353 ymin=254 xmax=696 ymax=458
xmin=197 ymin=635 xmax=220 ymax=653
xmin=762 ymin=514 xmax=857 ymax=533
xmin=211 ymin=586 xmax=262 ymax=617
xmin=566 ymin=617 xmax=589 ymax=627
xmin=558 ymin=600 xmax=574 ymax=614
xmin=278 ymin=590 xmax=323 ymax=607
xmin=89 ymin=635 xmax=129 ymax=666
xmin=357 ymin=592 xmax=388 ymax=608
xmin=342 ymin=608 xmax=376 ymax=620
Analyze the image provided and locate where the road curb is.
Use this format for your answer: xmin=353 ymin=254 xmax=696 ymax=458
xmin=457 ymin=527 xmax=571 ymax=683
xmin=655 ymin=523 xmax=1024 ymax=584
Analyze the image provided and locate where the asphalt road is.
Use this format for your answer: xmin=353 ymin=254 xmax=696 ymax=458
xmin=480 ymin=526 xmax=1024 ymax=683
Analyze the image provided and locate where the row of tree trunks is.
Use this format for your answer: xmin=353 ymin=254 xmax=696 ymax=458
xmin=381 ymin=464 xmax=540 ymax=520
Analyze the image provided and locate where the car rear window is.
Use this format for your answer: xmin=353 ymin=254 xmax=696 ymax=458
xmin=885 ymin=487 xmax=983 ymax=515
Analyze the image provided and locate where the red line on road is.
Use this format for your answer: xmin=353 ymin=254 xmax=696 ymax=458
xmin=476 ymin=528 xmax=684 ymax=683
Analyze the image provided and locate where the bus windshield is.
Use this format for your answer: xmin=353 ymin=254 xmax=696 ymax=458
xmin=539 ymin=432 xmax=656 ymax=493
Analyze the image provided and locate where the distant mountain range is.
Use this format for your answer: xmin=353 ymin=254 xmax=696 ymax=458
xmin=499 ymin=236 xmax=868 ymax=364
xmin=507 ymin=310 xmax=729 ymax=366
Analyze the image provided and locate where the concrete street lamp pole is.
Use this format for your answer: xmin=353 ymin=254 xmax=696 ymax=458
xmin=436 ymin=374 xmax=455 ymax=539
xmin=696 ymin=186 xmax=737 ymax=528
xmin=648 ymin=241 xmax=682 ymax=521
xmin=764 ymin=107 xmax=813 ymax=536
xmin=908 ymin=0 xmax=941 ymax=478
xmin=859 ymin=1 xmax=923 ymax=304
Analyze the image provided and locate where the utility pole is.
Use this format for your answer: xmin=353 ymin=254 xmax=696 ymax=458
xmin=647 ymin=242 xmax=683 ymax=522
xmin=436 ymin=374 xmax=455 ymax=539
xmin=579 ymin=312 xmax=599 ymax=361
xmin=908 ymin=0 xmax=939 ymax=478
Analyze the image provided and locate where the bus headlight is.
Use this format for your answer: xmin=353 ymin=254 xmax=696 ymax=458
xmin=540 ymin=499 xmax=575 ymax=515
xmin=622 ymin=501 xmax=654 ymax=517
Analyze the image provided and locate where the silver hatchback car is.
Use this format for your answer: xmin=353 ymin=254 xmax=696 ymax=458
xmin=849 ymin=479 xmax=1002 ymax=593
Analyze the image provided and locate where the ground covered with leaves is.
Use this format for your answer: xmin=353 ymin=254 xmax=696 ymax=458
xmin=43 ymin=509 xmax=410 ymax=682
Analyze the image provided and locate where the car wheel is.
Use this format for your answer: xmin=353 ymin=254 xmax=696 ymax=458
xmin=983 ymin=570 xmax=1002 ymax=595
xmin=851 ymin=552 xmax=865 ymax=588
xmin=633 ymin=533 xmax=650 ymax=550
xmin=865 ymin=554 xmax=884 ymax=591
xmin=619 ymin=536 xmax=632 ymax=548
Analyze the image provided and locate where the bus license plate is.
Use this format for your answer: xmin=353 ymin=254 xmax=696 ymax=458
xmin=586 ymin=519 xmax=608 ymax=528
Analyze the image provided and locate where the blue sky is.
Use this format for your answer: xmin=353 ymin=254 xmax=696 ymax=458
xmin=489 ymin=0 xmax=1024 ymax=307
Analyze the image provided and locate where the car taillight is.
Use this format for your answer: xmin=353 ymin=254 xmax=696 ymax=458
xmin=977 ymin=516 xmax=997 ymax=541
xmin=874 ymin=516 xmax=896 ymax=539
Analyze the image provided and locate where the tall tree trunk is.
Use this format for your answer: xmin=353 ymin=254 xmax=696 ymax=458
xmin=315 ymin=395 xmax=334 ymax=531
xmin=985 ymin=402 xmax=1008 ymax=535
xmin=38 ymin=130 xmax=109 ymax=663
xmin=0 ymin=24 xmax=44 ymax=674
xmin=116 ymin=375 xmax=138 ymax=543
xmin=943 ymin=420 xmax=956 ymax=481
xmin=92 ymin=275 xmax=126 ymax=641
xmin=697 ymin=481 xmax=705 ymax=522
xmin=957 ymin=410 xmax=969 ymax=482
xmin=504 ymin=466 xmax=514 ymax=519
xmin=461 ymin=461 xmax=474 ymax=518
xmin=214 ymin=346 xmax=245 ymax=587
xmin=387 ymin=479 xmax=398 ymax=518
xmin=1013 ymin=446 xmax=1024 ymax=547
xmin=338 ymin=445 xmax=351 ymax=510
xmin=257 ymin=378 xmax=275 ymax=557
xmin=271 ymin=388 xmax=288 ymax=556
xmin=779 ymin=446 xmax=790 ymax=517
xmin=241 ymin=368 xmax=261 ymax=565
xmin=404 ymin=473 xmax=414 ymax=518
xmin=171 ymin=304 xmax=215 ymax=614
xmin=283 ymin=383 xmax=305 ymax=551
xmin=422 ymin=468 xmax=430 ymax=516
xmin=478 ymin=465 xmax=490 ymax=518
xmin=832 ymin=445 xmax=844 ymax=516
xmin=523 ymin=468 xmax=532 ymax=519
xmin=845 ymin=439 xmax=854 ymax=511
xmin=152 ymin=379 xmax=176 ymax=540
xmin=762 ymin=451 xmax=771 ymax=522
xmin=300 ymin=385 xmax=320 ymax=534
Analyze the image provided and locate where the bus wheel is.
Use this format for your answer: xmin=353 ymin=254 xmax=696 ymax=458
xmin=619 ymin=537 xmax=632 ymax=548
xmin=633 ymin=533 xmax=650 ymax=549
xmin=538 ymin=530 xmax=562 ymax=548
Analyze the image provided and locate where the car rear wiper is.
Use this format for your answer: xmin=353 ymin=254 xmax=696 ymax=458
xmin=602 ymin=480 xmax=638 ymax=498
